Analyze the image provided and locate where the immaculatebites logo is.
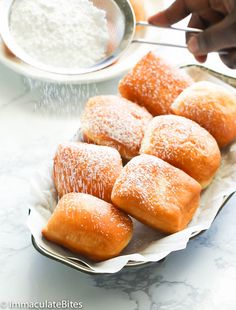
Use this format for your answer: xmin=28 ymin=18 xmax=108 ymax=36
xmin=0 ymin=300 xmax=83 ymax=309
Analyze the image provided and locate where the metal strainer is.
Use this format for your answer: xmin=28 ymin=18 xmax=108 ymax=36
xmin=0 ymin=0 xmax=201 ymax=75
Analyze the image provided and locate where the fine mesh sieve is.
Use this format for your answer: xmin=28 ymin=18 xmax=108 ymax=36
xmin=0 ymin=0 xmax=205 ymax=76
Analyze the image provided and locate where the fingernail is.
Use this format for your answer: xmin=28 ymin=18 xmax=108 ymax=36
xmin=196 ymin=55 xmax=207 ymax=63
xmin=188 ymin=36 xmax=199 ymax=54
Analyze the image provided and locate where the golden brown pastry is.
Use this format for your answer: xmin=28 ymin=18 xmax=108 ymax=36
xmin=171 ymin=81 xmax=236 ymax=148
xmin=119 ymin=52 xmax=193 ymax=116
xmin=42 ymin=193 xmax=133 ymax=262
xmin=53 ymin=142 xmax=123 ymax=202
xmin=129 ymin=0 xmax=146 ymax=22
xmin=111 ymin=154 xmax=201 ymax=234
xmin=80 ymin=95 xmax=152 ymax=160
xmin=3 ymin=43 xmax=16 ymax=59
xmin=140 ymin=115 xmax=221 ymax=188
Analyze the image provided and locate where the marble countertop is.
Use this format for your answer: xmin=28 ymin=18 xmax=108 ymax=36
xmin=0 ymin=43 xmax=236 ymax=310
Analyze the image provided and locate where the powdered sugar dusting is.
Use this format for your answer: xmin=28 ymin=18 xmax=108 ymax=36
xmin=171 ymin=81 xmax=236 ymax=148
xmin=112 ymin=154 xmax=201 ymax=232
xmin=53 ymin=142 xmax=123 ymax=202
xmin=80 ymin=95 xmax=152 ymax=159
xmin=140 ymin=115 xmax=221 ymax=186
xmin=43 ymin=192 xmax=133 ymax=260
xmin=57 ymin=193 xmax=132 ymax=239
xmin=113 ymin=155 xmax=174 ymax=211
xmin=119 ymin=52 xmax=193 ymax=116
xmin=22 ymin=77 xmax=99 ymax=116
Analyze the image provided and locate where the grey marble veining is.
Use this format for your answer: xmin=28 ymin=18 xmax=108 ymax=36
xmin=91 ymin=195 xmax=236 ymax=310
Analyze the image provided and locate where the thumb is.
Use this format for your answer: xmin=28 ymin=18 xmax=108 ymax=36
xmin=187 ymin=15 xmax=236 ymax=55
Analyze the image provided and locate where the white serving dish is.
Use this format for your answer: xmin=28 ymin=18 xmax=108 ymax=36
xmin=27 ymin=65 xmax=236 ymax=274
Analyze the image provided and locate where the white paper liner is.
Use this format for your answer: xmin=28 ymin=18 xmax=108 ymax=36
xmin=27 ymin=67 xmax=236 ymax=274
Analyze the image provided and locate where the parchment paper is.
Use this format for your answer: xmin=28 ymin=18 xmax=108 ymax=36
xmin=27 ymin=67 xmax=236 ymax=273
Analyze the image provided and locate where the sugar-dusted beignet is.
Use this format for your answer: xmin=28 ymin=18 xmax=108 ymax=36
xmin=171 ymin=81 xmax=236 ymax=148
xmin=80 ymin=95 xmax=152 ymax=159
xmin=111 ymin=155 xmax=201 ymax=234
xmin=42 ymin=193 xmax=133 ymax=262
xmin=140 ymin=115 xmax=221 ymax=188
xmin=119 ymin=52 xmax=193 ymax=116
xmin=53 ymin=142 xmax=123 ymax=202
xmin=129 ymin=0 xmax=146 ymax=32
xmin=130 ymin=0 xmax=146 ymax=22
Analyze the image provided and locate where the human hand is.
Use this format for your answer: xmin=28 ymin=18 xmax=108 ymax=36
xmin=148 ymin=0 xmax=236 ymax=68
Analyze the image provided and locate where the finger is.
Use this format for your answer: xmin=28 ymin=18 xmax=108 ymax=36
xmin=219 ymin=48 xmax=236 ymax=68
xmin=186 ymin=13 xmax=206 ymax=43
xmin=187 ymin=15 xmax=236 ymax=55
xmin=148 ymin=0 xmax=210 ymax=26
xmin=148 ymin=0 xmax=190 ymax=26
xmin=186 ymin=8 xmax=226 ymax=62
xmin=209 ymin=0 xmax=228 ymax=14
xmin=198 ymin=8 xmax=225 ymax=26
xmin=186 ymin=14 xmax=208 ymax=63
xmin=195 ymin=55 xmax=208 ymax=62
xmin=209 ymin=0 xmax=236 ymax=14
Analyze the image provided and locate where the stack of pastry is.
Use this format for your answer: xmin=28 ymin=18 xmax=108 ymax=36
xmin=44 ymin=142 xmax=133 ymax=261
xmin=42 ymin=52 xmax=236 ymax=262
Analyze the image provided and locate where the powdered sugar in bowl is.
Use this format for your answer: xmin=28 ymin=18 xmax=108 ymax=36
xmin=0 ymin=1 xmax=164 ymax=83
xmin=0 ymin=0 xmax=135 ymax=75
